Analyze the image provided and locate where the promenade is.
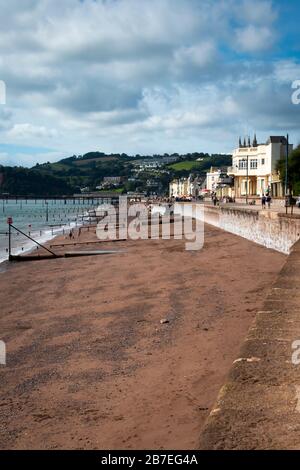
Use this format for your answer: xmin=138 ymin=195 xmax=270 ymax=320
xmin=208 ymin=200 xmax=300 ymax=216
xmin=200 ymin=237 xmax=300 ymax=449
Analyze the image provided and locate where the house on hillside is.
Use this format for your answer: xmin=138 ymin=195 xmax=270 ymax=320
xmin=103 ymin=176 xmax=123 ymax=186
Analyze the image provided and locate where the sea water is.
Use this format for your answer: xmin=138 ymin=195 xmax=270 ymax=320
xmin=0 ymin=198 xmax=99 ymax=264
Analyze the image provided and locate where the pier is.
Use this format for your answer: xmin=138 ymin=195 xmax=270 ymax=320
xmin=0 ymin=193 xmax=120 ymax=205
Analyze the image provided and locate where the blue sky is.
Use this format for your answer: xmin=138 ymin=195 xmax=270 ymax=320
xmin=0 ymin=0 xmax=300 ymax=167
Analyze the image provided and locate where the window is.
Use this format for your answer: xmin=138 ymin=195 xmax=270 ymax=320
xmin=261 ymin=158 xmax=265 ymax=165
xmin=239 ymin=160 xmax=247 ymax=170
xmin=250 ymin=159 xmax=258 ymax=169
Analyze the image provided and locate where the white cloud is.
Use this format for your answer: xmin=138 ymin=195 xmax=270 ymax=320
xmin=235 ymin=25 xmax=275 ymax=53
xmin=274 ymin=60 xmax=300 ymax=84
xmin=234 ymin=0 xmax=277 ymax=25
xmin=0 ymin=0 xmax=298 ymax=160
xmin=173 ymin=42 xmax=217 ymax=70
xmin=7 ymin=123 xmax=59 ymax=140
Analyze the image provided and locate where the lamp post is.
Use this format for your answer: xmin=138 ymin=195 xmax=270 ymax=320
xmin=285 ymin=133 xmax=289 ymax=196
xmin=246 ymin=155 xmax=249 ymax=204
xmin=240 ymin=156 xmax=249 ymax=204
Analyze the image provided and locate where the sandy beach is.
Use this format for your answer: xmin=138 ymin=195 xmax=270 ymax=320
xmin=0 ymin=224 xmax=285 ymax=450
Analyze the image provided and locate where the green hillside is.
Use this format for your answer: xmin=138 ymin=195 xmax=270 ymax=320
xmin=168 ymin=154 xmax=232 ymax=177
xmin=0 ymin=151 xmax=232 ymax=196
xmin=168 ymin=161 xmax=203 ymax=171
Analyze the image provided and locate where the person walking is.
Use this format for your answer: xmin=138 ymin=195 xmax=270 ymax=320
xmin=266 ymin=194 xmax=272 ymax=209
xmin=261 ymin=194 xmax=266 ymax=210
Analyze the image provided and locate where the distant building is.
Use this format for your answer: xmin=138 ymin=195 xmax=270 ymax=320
xmin=206 ymin=167 xmax=222 ymax=192
xmin=96 ymin=176 xmax=125 ymax=190
xmin=205 ymin=167 xmax=234 ymax=198
xmin=161 ymin=155 xmax=180 ymax=164
xmin=189 ymin=175 xmax=203 ymax=197
xmin=146 ymin=179 xmax=160 ymax=188
xmin=133 ymin=155 xmax=179 ymax=172
xmin=103 ymin=176 xmax=123 ymax=185
xmin=80 ymin=186 xmax=90 ymax=193
xmin=132 ymin=161 xmax=158 ymax=172
xmin=169 ymin=175 xmax=202 ymax=199
xmin=169 ymin=178 xmax=190 ymax=198
xmin=228 ymin=135 xmax=293 ymax=198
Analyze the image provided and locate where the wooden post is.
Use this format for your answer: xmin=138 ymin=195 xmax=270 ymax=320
xmin=8 ymin=222 xmax=11 ymax=260
xmin=7 ymin=217 xmax=13 ymax=260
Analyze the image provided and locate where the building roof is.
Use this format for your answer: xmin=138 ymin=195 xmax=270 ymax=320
xmin=207 ymin=166 xmax=228 ymax=174
xmin=267 ymin=136 xmax=287 ymax=145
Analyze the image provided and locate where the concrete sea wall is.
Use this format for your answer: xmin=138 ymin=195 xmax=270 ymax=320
xmin=203 ymin=206 xmax=300 ymax=255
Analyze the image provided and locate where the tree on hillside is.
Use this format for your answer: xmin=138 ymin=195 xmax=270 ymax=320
xmin=0 ymin=166 xmax=74 ymax=196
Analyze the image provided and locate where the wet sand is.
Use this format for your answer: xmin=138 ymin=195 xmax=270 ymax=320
xmin=0 ymin=224 xmax=285 ymax=449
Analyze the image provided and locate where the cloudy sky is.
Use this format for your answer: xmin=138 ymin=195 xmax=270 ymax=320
xmin=0 ymin=0 xmax=300 ymax=166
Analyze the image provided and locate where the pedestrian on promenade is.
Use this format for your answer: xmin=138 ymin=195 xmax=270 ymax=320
xmin=261 ymin=195 xmax=266 ymax=210
xmin=266 ymin=194 xmax=272 ymax=209
xmin=213 ymin=195 xmax=218 ymax=206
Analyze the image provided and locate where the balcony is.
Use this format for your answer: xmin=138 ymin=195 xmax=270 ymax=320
xmin=229 ymin=164 xmax=266 ymax=177
xmin=217 ymin=176 xmax=234 ymax=185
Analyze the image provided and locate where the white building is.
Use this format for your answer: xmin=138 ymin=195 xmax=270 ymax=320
xmin=103 ymin=176 xmax=123 ymax=185
xmin=228 ymin=135 xmax=293 ymax=198
xmin=206 ymin=168 xmax=222 ymax=192
xmin=169 ymin=178 xmax=190 ymax=198
xmin=169 ymin=175 xmax=202 ymax=198
xmin=205 ymin=167 xmax=234 ymax=198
